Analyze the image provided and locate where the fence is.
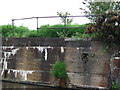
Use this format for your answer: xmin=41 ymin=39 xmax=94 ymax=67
xmin=11 ymin=15 xmax=98 ymax=35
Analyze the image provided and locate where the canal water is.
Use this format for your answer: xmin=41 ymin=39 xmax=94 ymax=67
xmin=2 ymin=81 xmax=49 ymax=88
xmin=1 ymin=81 xmax=78 ymax=90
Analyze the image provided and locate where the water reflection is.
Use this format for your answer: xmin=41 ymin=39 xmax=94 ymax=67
xmin=2 ymin=81 xmax=48 ymax=89
xmin=1 ymin=81 xmax=76 ymax=90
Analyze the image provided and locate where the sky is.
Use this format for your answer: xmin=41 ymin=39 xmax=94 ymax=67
xmin=0 ymin=0 xmax=90 ymax=30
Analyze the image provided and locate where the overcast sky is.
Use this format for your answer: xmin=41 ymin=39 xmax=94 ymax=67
xmin=0 ymin=0 xmax=90 ymax=30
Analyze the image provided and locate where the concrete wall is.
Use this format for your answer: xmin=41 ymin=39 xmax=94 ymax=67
xmin=1 ymin=38 xmax=111 ymax=89
xmin=110 ymin=49 xmax=120 ymax=87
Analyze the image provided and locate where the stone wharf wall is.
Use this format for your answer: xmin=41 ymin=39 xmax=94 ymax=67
xmin=1 ymin=38 xmax=111 ymax=89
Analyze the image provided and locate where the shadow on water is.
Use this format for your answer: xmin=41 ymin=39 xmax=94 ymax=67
xmin=1 ymin=81 xmax=104 ymax=90
xmin=1 ymin=81 xmax=77 ymax=90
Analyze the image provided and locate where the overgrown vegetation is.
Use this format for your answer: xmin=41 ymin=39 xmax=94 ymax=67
xmin=1 ymin=1 xmax=120 ymax=41
xmin=1 ymin=25 xmax=30 ymax=38
xmin=1 ymin=24 xmax=88 ymax=38
xmin=51 ymin=61 xmax=68 ymax=87
xmin=51 ymin=61 xmax=68 ymax=79
xmin=85 ymin=11 xmax=120 ymax=44
xmin=80 ymin=0 xmax=120 ymax=22
xmin=57 ymin=12 xmax=73 ymax=25
xmin=112 ymin=81 xmax=119 ymax=89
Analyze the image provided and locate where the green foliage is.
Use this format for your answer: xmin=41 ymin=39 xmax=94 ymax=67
xmin=104 ymin=46 xmax=110 ymax=52
xmin=37 ymin=24 xmax=87 ymax=37
xmin=72 ymin=32 xmax=97 ymax=38
xmin=95 ymin=11 xmax=120 ymax=44
xmin=1 ymin=24 xmax=88 ymax=38
xmin=112 ymin=81 xmax=118 ymax=89
xmin=80 ymin=0 xmax=120 ymax=21
xmin=1 ymin=25 xmax=30 ymax=37
xmin=84 ymin=11 xmax=120 ymax=45
xmin=57 ymin=12 xmax=73 ymax=25
xmin=27 ymin=30 xmax=38 ymax=37
xmin=1 ymin=24 xmax=14 ymax=37
xmin=14 ymin=26 xmax=30 ymax=37
xmin=51 ymin=61 xmax=68 ymax=79
xmin=65 ymin=24 xmax=87 ymax=37
xmin=38 ymin=24 xmax=60 ymax=37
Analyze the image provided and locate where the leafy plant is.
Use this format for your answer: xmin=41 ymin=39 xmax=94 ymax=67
xmin=84 ymin=11 xmax=120 ymax=45
xmin=1 ymin=24 xmax=88 ymax=38
xmin=37 ymin=24 xmax=87 ymax=37
xmin=1 ymin=25 xmax=30 ymax=37
xmin=95 ymin=11 xmax=120 ymax=44
xmin=80 ymin=0 xmax=120 ymax=22
xmin=1 ymin=24 xmax=15 ymax=37
xmin=51 ymin=61 xmax=68 ymax=79
xmin=37 ymin=24 xmax=60 ymax=37
xmin=72 ymin=32 xmax=96 ymax=38
xmin=27 ymin=30 xmax=38 ymax=37
xmin=57 ymin=12 xmax=73 ymax=25
xmin=112 ymin=81 xmax=118 ymax=89
xmin=14 ymin=26 xmax=30 ymax=37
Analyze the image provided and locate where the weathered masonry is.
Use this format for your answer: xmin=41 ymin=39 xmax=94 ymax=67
xmin=1 ymin=38 xmax=119 ymax=89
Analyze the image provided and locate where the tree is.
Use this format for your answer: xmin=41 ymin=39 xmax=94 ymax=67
xmin=80 ymin=0 xmax=120 ymax=22
xmin=85 ymin=11 xmax=120 ymax=44
xmin=57 ymin=12 xmax=73 ymax=25
xmin=96 ymin=11 xmax=120 ymax=44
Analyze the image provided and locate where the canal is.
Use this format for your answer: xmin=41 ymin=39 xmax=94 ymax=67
xmin=1 ymin=81 xmax=78 ymax=90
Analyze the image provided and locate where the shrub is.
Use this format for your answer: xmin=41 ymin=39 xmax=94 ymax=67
xmin=51 ymin=61 xmax=68 ymax=79
xmin=37 ymin=24 xmax=87 ymax=37
xmin=72 ymin=32 xmax=97 ymax=38
xmin=14 ymin=26 xmax=30 ymax=37
xmin=1 ymin=25 xmax=30 ymax=37
xmin=37 ymin=24 xmax=60 ymax=37
xmin=65 ymin=24 xmax=87 ymax=37
xmin=1 ymin=24 xmax=88 ymax=38
xmin=1 ymin=24 xmax=14 ymax=37
xmin=27 ymin=30 xmax=38 ymax=37
xmin=112 ymin=81 xmax=118 ymax=89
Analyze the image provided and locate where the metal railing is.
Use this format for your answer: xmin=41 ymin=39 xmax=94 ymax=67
xmin=10 ymin=15 xmax=100 ymax=38
xmin=11 ymin=15 xmax=97 ymax=31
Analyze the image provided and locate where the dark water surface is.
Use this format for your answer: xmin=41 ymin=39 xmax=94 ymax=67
xmin=1 ymin=81 xmax=77 ymax=90
xmin=2 ymin=81 xmax=48 ymax=88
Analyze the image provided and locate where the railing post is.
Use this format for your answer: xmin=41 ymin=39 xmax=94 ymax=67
xmin=36 ymin=17 xmax=39 ymax=35
xmin=12 ymin=20 xmax=14 ymax=37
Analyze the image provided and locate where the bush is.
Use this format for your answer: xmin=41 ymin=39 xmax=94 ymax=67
xmin=1 ymin=24 xmax=88 ymax=38
xmin=27 ymin=30 xmax=38 ymax=37
xmin=1 ymin=24 xmax=14 ymax=37
xmin=72 ymin=32 xmax=97 ymax=38
xmin=112 ymin=81 xmax=118 ymax=89
xmin=65 ymin=24 xmax=87 ymax=37
xmin=14 ymin=26 xmax=30 ymax=37
xmin=51 ymin=61 xmax=68 ymax=79
xmin=37 ymin=24 xmax=87 ymax=37
xmin=37 ymin=24 xmax=63 ymax=37
xmin=1 ymin=25 xmax=30 ymax=37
